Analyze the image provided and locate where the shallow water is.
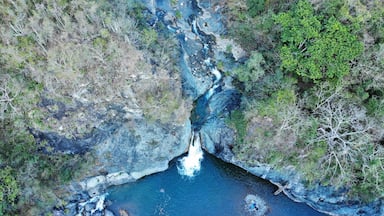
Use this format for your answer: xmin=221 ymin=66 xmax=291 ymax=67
xmin=106 ymin=154 xmax=325 ymax=216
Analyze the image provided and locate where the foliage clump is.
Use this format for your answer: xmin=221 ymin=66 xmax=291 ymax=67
xmin=275 ymin=0 xmax=363 ymax=81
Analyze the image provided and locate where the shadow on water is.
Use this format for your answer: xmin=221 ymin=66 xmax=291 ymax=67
xmin=106 ymin=154 xmax=325 ymax=216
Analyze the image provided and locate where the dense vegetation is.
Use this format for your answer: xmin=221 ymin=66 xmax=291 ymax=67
xmin=0 ymin=0 xmax=382 ymax=214
xmin=224 ymin=0 xmax=383 ymax=200
xmin=0 ymin=0 xmax=187 ymax=215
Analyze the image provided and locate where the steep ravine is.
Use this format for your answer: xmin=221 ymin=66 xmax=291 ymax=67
xmin=52 ymin=0 xmax=383 ymax=215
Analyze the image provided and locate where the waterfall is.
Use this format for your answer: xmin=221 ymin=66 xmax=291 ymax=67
xmin=164 ymin=0 xmax=237 ymax=177
xmin=177 ymin=131 xmax=204 ymax=177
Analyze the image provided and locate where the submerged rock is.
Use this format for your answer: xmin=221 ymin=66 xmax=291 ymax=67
xmin=244 ymin=194 xmax=269 ymax=216
xmin=118 ymin=209 xmax=130 ymax=216
xmin=104 ymin=209 xmax=115 ymax=216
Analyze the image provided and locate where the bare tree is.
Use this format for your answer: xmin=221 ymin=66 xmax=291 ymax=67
xmin=0 ymin=75 xmax=19 ymax=121
xmin=309 ymin=84 xmax=380 ymax=187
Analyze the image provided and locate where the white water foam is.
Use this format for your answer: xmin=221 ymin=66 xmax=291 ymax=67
xmin=192 ymin=19 xmax=199 ymax=35
xmin=205 ymin=83 xmax=221 ymax=101
xmin=177 ymin=131 xmax=204 ymax=177
xmin=211 ymin=67 xmax=222 ymax=82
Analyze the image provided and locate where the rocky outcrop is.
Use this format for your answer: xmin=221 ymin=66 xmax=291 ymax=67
xmin=93 ymin=119 xmax=191 ymax=175
xmin=71 ymin=119 xmax=191 ymax=197
xmin=53 ymin=192 xmax=111 ymax=216
xmin=55 ymin=118 xmax=191 ymax=214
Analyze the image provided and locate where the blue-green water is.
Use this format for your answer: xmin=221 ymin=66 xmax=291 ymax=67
xmin=106 ymin=154 xmax=325 ymax=216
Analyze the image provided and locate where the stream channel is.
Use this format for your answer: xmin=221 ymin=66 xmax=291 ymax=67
xmin=106 ymin=0 xmax=326 ymax=215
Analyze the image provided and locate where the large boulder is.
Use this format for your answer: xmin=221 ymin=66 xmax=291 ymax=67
xmin=93 ymin=119 xmax=191 ymax=175
xmin=76 ymin=119 xmax=191 ymax=196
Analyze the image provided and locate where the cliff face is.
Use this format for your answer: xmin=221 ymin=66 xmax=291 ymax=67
xmin=27 ymin=1 xmax=194 ymax=194
xmin=0 ymin=1 xmax=193 ymax=214
xmin=23 ymin=0 xmax=192 ymax=168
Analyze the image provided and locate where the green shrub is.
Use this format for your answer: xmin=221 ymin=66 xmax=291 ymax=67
xmin=142 ymin=28 xmax=158 ymax=47
xmin=365 ymin=97 xmax=384 ymax=117
xmin=255 ymin=88 xmax=296 ymax=120
xmin=226 ymin=110 xmax=247 ymax=144
xmin=175 ymin=10 xmax=182 ymax=19
xmin=247 ymin=0 xmax=265 ymax=17
xmin=233 ymin=51 xmax=265 ymax=92
xmin=0 ymin=167 xmax=19 ymax=215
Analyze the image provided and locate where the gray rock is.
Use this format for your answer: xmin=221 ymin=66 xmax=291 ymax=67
xmin=92 ymin=211 xmax=103 ymax=216
xmin=84 ymin=203 xmax=95 ymax=212
xmin=74 ymin=119 xmax=191 ymax=196
xmin=52 ymin=209 xmax=64 ymax=216
xmin=93 ymin=119 xmax=191 ymax=176
xmin=83 ymin=176 xmax=106 ymax=191
xmin=106 ymin=172 xmax=134 ymax=186
xmin=65 ymin=203 xmax=78 ymax=216
xmin=130 ymin=163 xmax=169 ymax=180
xmin=200 ymin=119 xmax=235 ymax=161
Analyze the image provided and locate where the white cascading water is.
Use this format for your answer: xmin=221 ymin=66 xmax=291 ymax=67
xmin=177 ymin=131 xmax=204 ymax=177
xmin=211 ymin=67 xmax=222 ymax=82
xmin=177 ymin=9 xmax=224 ymax=178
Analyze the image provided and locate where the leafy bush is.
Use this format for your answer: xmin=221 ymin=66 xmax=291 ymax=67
xmin=142 ymin=28 xmax=158 ymax=48
xmin=247 ymin=0 xmax=265 ymax=17
xmin=226 ymin=110 xmax=247 ymax=144
xmin=233 ymin=51 xmax=265 ymax=92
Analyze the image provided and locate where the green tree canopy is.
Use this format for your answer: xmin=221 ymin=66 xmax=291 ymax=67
xmin=275 ymin=0 xmax=363 ymax=81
